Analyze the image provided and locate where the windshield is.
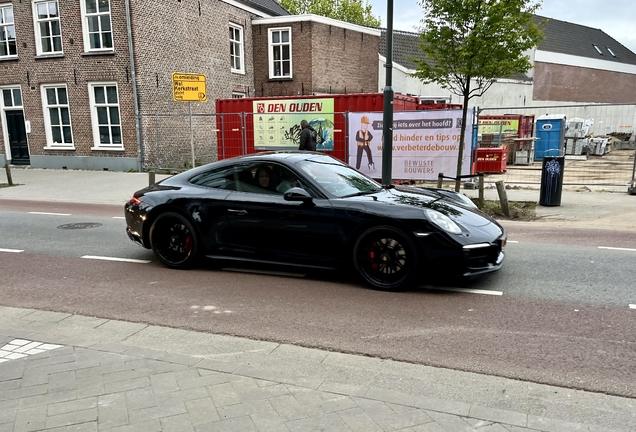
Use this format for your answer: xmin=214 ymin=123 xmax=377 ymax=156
xmin=297 ymin=158 xmax=382 ymax=198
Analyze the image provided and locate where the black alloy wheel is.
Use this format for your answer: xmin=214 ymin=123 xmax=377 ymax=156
xmin=149 ymin=212 xmax=199 ymax=269
xmin=353 ymin=226 xmax=418 ymax=290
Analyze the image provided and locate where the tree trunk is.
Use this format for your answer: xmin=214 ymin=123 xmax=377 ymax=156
xmin=455 ymin=79 xmax=471 ymax=192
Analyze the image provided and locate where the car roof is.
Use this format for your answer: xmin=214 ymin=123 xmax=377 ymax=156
xmin=168 ymin=151 xmax=342 ymax=182
xmin=230 ymin=151 xmax=329 ymax=163
xmin=212 ymin=151 xmax=342 ymax=168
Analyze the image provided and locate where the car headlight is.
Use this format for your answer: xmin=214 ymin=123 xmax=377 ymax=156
xmin=425 ymin=209 xmax=462 ymax=234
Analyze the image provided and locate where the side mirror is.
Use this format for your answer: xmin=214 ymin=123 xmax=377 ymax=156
xmin=284 ymin=187 xmax=313 ymax=203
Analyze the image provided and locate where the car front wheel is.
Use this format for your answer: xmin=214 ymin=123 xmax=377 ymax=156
xmin=149 ymin=212 xmax=199 ymax=269
xmin=353 ymin=226 xmax=419 ymax=290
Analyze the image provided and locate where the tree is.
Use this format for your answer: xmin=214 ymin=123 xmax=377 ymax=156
xmin=412 ymin=0 xmax=544 ymax=191
xmin=279 ymin=0 xmax=381 ymax=27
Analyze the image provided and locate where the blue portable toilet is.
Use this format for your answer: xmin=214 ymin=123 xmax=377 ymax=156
xmin=535 ymin=114 xmax=566 ymax=160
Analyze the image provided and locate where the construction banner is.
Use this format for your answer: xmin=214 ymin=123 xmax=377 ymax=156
xmin=348 ymin=109 xmax=472 ymax=180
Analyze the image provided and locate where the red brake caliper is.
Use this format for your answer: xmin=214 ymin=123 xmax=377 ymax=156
xmin=369 ymin=242 xmax=379 ymax=270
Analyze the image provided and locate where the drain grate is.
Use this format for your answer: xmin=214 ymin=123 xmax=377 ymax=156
xmin=57 ymin=222 xmax=103 ymax=230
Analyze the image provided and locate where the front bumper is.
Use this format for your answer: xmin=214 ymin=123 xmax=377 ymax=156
xmin=415 ymin=230 xmax=506 ymax=278
xmin=461 ymin=238 xmax=506 ymax=276
xmin=462 ymin=250 xmax=505 ymax=277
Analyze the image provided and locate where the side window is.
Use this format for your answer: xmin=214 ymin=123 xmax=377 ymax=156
xmin=189 ymin=166 xmax=236 ymax=189
xmin=232 ymin=162 xmax=313 ymax=196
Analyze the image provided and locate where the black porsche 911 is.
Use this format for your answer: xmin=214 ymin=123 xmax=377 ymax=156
xmin=125 ymin=151 xmax=506 ymax=290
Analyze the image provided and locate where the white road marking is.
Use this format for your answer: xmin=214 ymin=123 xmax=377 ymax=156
xmin=222 ymin=267 xmax=306 ymax=278
xmin=630 ymin=304 xmax=636 ymax=310
xmin=112 ymin=216 xmax=126 ymax=219
xmin=81 ymin=255 xmax=151 ymax=264
xmin=598 ymin=246 xmax=636 ymax=252
xmin=0 ymin=248 xmax=24 ymax=253
xmin=507 ymin=240 xmax=519 ymax=243
xmin=432 ymin=287 xmax=503 ymax=296
xmin=28 ymin=212 xmax=71 ymax=216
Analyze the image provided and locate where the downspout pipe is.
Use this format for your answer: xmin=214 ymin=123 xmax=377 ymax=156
xmin=125 ymin=0 xmax=144 ymax=172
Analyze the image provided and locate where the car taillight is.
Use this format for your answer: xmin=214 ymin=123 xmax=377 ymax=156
xmin=129 ymin=195 xmax=142 ymax=206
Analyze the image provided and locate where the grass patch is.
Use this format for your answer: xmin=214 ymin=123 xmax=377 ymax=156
xmin=473 ymin=199 xmax=537 ymax=221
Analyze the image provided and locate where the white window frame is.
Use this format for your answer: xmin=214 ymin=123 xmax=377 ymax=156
xmin=79 ymin=0 xmax=113 ymax=52
xmin=0 ymin=4 xmax=17 ymax=59
xmin=1 ymin=87 xmax=22 ymax=109
xmin=32 ymin=0 xmax=63 ymax=56
xmin=232 ymin=92 xmax=246 ymax=98
xmin=41 ymin=84 xmax=74 ymax=149
xmin=268 ymin=27 xmax=292 ymax=79
xmin=88 ymin=82 xmax=123 ymax=150
xmin=230 ymin=23 xmax=244 ymax=74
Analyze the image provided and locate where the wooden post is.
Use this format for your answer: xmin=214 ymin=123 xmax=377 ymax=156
xmin=478 ymin=173 xmax=485 ymax=208
xmin=495 ymin=180 xmax=510 ymax=217
xmin=437 ymin=173 xmax=443 ymax=188
xmin=4 ymin=163 xmax=13 ymax=186
xmin=148 ymin=171 xmax=155 ymax=186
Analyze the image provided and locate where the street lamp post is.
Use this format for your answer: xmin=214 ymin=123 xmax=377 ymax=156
xmin=381 ymin=0 xmax=394 ymax=186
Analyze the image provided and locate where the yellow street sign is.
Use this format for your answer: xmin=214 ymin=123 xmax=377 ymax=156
xmin=172 ymin=72 xmax=207 ymax=102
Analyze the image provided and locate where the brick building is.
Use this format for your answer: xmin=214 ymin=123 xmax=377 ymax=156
xmin=251 ymin=15 xmax=380 ymax=97
xmin=0 ymin=0 xmax=289 ymax=171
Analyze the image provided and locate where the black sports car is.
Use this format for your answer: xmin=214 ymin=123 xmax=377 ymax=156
xmin=125 ymin=152 xmax=506 ymax=290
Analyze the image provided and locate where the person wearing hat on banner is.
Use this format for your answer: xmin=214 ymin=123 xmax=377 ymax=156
xmin=355 ymin=116 xmax=375 ymax=171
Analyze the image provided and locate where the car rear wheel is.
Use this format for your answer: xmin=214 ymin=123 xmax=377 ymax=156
xmin=353 ymin=226 xmax=419 ymax=290
xmin=149 ymin=212 xmax=199 ymax=269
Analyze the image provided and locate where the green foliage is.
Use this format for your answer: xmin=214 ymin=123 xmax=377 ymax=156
xmin=411 ymin=0 xmax=545 ymax=189
xmin=412 ymin=0 xmax=545 ymax=99
xmin=279 ymin=0 xmax=381 ymax=27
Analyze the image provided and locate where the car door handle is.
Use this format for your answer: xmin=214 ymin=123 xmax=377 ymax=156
xmin=228 ymin=209 xmax=248 ymax=215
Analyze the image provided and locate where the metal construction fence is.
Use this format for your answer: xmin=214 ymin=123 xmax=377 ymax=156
xmin=140 ymin=113 xmax=218 ymax=171
xmin=139 ymin=103 xmax=636 ymax=187
xmin=477 ymin=103 xmax=636 ymax=187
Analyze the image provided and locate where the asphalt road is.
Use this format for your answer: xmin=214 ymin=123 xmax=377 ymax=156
xmin=1 ymin=199 xmax=635 ymax=398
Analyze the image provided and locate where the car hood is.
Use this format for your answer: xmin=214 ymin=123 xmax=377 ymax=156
xmin=357 ymin=186 xmax=498 ymax=229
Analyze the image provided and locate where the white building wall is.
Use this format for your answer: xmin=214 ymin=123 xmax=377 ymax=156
xmin=378 ymin=57 xmax=636 ymax=135
xmin=378 ymin=57 xmax=534 ymax=108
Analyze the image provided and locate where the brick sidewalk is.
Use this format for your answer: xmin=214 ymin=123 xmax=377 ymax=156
xmin=0 ymin=335 xmax=583 ymax=432
xmin=1 ymin=307 xmax=631 ymax=432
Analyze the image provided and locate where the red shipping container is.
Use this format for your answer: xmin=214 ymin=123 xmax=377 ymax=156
xmin=475 ymin=148 xmax=508 ymax=173
xmin=215 ymin=93 xmax=420 ymax=162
